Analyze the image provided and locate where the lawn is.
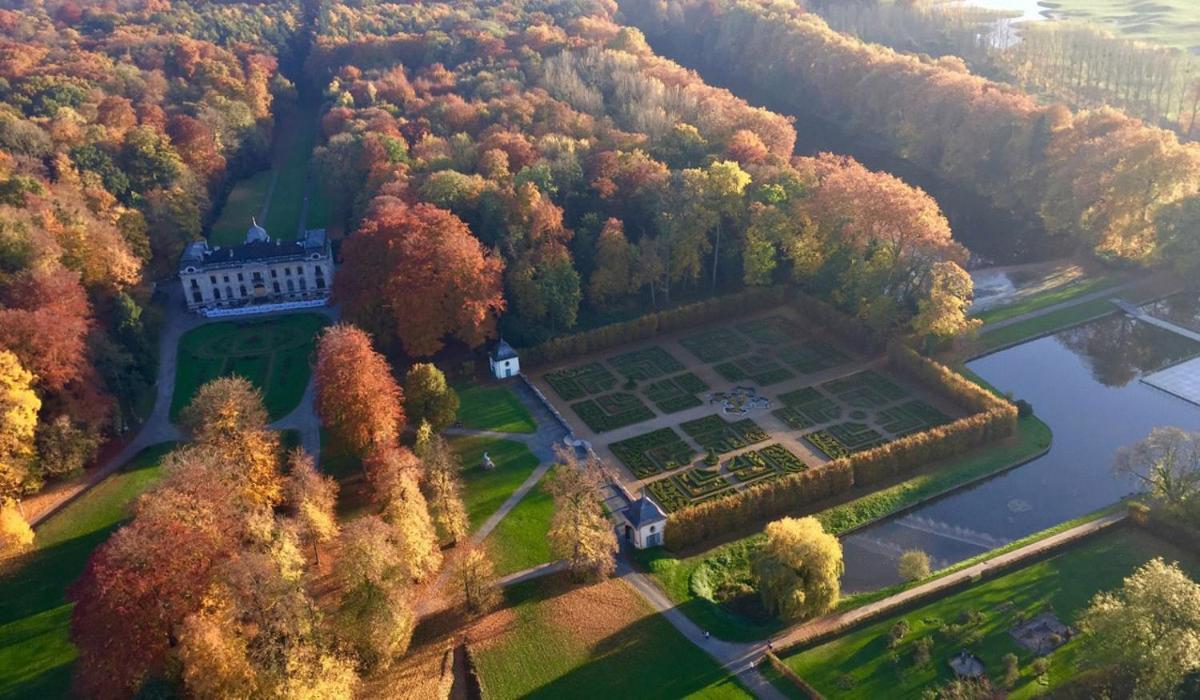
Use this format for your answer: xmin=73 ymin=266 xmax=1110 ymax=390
xmin=0 ymin=442 xmax=177 ymax=699
xmin=170 ymin=313 xmax=327 ymax=421
xmin=263 ymin=98 xmax=321 ymax=238
xmin=1039 ymin=0 xmax=1200 ymax=51
xmin=452 ymin=436 xmax=541 ymax=530
xmin=456 ymin=384 xmax=537 ymax=434
xmin=208 ymin=170 xmax=272 ymax=246
xmin=633 ymin=414 xmax=1052 ymax=641
xmin=779 ymin=527 xmax=1200 ymax=698
xmin=972 ymin=274 xmax=1122 ymax=326
xmin=485 ymin=478 xmax=554 ymax=576
xmin=471 ymin=575 xmax=751 ymax=699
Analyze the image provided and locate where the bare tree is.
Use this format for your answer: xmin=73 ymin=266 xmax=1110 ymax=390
xmin=1115 ymin=427 xmax=1200 ymax=508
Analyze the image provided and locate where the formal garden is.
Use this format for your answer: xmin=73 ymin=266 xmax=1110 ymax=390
xmin=171 ymin=313 xmax=328 ymax=421
xmin=535 ymin=311 xmax=972 ymax=514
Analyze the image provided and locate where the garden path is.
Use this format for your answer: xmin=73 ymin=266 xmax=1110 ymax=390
xmin=268 ymin=304 xmax=340 ymax=459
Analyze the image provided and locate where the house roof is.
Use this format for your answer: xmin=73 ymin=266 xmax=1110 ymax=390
xmin=491 ymin=338 xmax=518 ymax=361
xmin=178 ymin=228 xmax=331 ymax=273
xmin=625 ymin=496 xmax=666 ymax=528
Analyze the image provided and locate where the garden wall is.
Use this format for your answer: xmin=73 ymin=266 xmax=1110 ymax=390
xmin=664 ymin=344 xmax=1017 ymax=550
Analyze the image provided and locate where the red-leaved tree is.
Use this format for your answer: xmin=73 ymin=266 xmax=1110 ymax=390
xmin=313 ymin=323 xmax=405 ymax=456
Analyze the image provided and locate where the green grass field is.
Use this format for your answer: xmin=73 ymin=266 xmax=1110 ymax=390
xmin=209 ymin=170 xmax=273 ymax=247
xmin=452 ymin=436 xmax=541 ymax=530
xmin=472 ymin=575 xmax=751 ymax=699
xmin=972 ymin=274 xmax=1122 ymax=326
xmin=1038 ymin=0 xmax=1200 ymax=51
xmin=263 ymin=98 xmax=321 ymax=238
xmin=0 ymin=443 xmax=177 ymax=699
xmin=780 ymin=527 xmax=1200 ymax=698
xmin=170 ymin=313 xmax=327 ymax=422
xmin=457 ymin=384 xmax=537 ymax=434
xmin=485 ymin=478 xmax=554 ymax=576
xmin=634 ymin=415 xmax=1052 ymax=641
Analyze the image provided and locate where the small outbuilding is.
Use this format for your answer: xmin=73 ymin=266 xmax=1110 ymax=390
xmin=490 ymin=338 xmax=520 ymax=379
xmin=619 ymin=495 xmax=667 ymax=549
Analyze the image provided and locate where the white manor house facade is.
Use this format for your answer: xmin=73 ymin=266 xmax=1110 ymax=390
xmin=179 ymin=220 xmax=333 ymax=313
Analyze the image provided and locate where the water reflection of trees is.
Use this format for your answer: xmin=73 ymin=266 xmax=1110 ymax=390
xmin=1058 ymin=316 xmax=1200 ymax=387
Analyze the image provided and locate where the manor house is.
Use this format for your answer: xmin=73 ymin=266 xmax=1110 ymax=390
xmin=179 ymin=220 xmax=333 ymax=313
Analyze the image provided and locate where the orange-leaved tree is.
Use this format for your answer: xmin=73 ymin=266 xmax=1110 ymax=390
xmin=314 ymin=323 xmax=405 ymax=457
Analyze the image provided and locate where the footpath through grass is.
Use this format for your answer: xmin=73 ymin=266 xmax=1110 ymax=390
xmin=456 ymin=383 xmax=537 ymax=434
xmin=171 ymin=313 xmax=327 ymax=421
xmin=485 ymin=477 xmax=554 ymax=576
xmin=972 ymin=274 xmax=1122 ymax=326
xmin=471 ymin=575 xmax=752 ymax=699
xmin=452 ymin=435 xmax=541 ymax=530
xmin=779 ymin=527 xmax=1200 ymax=698
xmin=0 ymin=443 xmax=177 ymax=699
xmin=634 ymin=415 xmax=1052 ymax=642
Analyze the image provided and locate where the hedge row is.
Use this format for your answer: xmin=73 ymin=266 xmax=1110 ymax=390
xmin=521 ymin=287 xmax=790 ymax=368
xmin=764 ymin=652 xmax=826 ymax=700
xmin=664 ymin=345 xmax=1018 ymax=550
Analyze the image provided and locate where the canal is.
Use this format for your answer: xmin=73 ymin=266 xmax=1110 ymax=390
xmin=841 ymin=309 xmax=1200 ymax=592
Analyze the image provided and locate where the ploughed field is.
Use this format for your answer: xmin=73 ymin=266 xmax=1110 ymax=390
xmin=534 ymin=311 xmax=957 ymax=512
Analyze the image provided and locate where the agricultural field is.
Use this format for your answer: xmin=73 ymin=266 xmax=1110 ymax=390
xmin=171 ymin=313 xmax=328 ymax=421
xmin=533 ymin=312 xmax=961 ymax=512
xmin=469 ymin=575 xmax=751 ymax=699
xmin=778 ymin=527 xmax=1200 ymax=698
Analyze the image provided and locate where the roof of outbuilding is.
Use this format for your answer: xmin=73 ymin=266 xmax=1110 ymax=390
xmin=625 ymin=496 xmax=666 ymax=528
xmin=491 ymin=338 xmax=518 ymax=361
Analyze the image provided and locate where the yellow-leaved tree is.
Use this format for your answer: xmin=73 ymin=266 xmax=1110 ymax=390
xmin=752 ymin=516 xmax=843 ymax=622
xmin=546 ymin=446 xmax=617 ymax=581
xmin=0 ymin=349 xmax=40 ymax=555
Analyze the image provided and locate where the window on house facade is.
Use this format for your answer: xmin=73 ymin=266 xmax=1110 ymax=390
xmin=190 ymin=279 xmax=199 ymax=289
xmin=210 ymin=275 xmax=217 ymax=285
xmin=240 ymin=285 xmax=247 ymax=297
xmin=223 ymin=275 xmax=229 ymax=283
xmin=192 ymin=291 xmax=202 ymax=304
xmin=299 ymin=278 xmax=307 ymax=291
xmin=273 ymin=281 xmax=281 ymax=293
xmin=285 ymin=267 xmax=292 ymax=276
xmin=286 ymin=279 xmax=295 ymax=293
xmin=271 ymin=269 xmax=277 ymax=278
xmin=213 ymin=288 xmax=221 ymax=300
xmin=237 ymin=273 xmax=243 ymax=281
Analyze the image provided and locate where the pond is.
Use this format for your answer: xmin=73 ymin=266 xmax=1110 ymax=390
xmin=840 ymin=312 xmax=1200 ymax=593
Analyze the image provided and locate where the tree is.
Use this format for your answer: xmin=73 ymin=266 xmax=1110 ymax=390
xmin=334 ymin=516 xmax=416 ymax=671
xmin=0 ymin=504 xmax=34 ymax=557
xmin=752 ymin=516 xmax=843 ymax=622
xmin=364 ymin=446 xmax=442 ymax=582
xmin=419 ymin=429 xmax=469 ymax=546
xmin=0 ymin=350 xmax=39 ymax=509
xmin=314 ymin=324 xmax=405 ymax=457
xmin=1001 ymin=653 xmax=1020 ymax=689
xmin=34 ymin=415 xmax=99 ymax=481
xmin=336 ymin=198 xmax=505 ymax=357
xmin=403 ymin=363 xmax=459 ymax=433
xmin=898 ymin=550 xmax=931 ymax=582
xmin=587 ymin=218 xmax=635 ymax=309
xmin=0 ymin=266 xmax=92 ymax=392
xmin=179 ymin=376 xmax=268 ymax=442
xmin=545 ymin=447 xmax=617 ymax=581
xmin=911 ymin=262 xmax=979 ymax=341
xmin=285 ymin=449 xmax=339 ymax=563
xmin=1115 ymin=427 xmax=1200 ymax=510
xmin=1079 ymin=558 xmax=1200 ymax=699
xmin=453 ymin=544 xmax=502 ymax=616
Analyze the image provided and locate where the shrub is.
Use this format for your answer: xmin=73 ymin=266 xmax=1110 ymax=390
xmin=913 ymin=637 xmax=933 ymax=667
xmin=888 ymin=620 xmax=910 ymax=649
xmin=898 ymin=550 xmax=931 ymax=582
xmin=1032 ymin=657 xmax=1049 ymax=679
xmin=704 ymin=448 xmax=718 ymax=466
xmin=1016 ymin=398 xmax=1034 ymax=417
xmin=1002 ymin=653 xmax=1020 ymax=688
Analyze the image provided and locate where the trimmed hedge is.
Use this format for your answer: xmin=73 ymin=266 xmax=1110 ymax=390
xmin=522 ymin=287 xmax=789 ymax=368
xmin=664 ymin=343 xmax=1017 ymax=550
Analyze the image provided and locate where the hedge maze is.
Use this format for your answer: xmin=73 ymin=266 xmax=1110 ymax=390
xmin=642 ymin=372 xmax=710 ymax=413
xmin=777 ymin=340 xmax=848 ymax=374
xmin=821 ymin=370 xmax=908 ymax=409
xmin=608 ymin=346 xmax=684 ymax=381
xmin=570 ymin=392 xmax=654 ymax=433
xmin=878 ymin=400 xmax=951 ymax=436
xmin=545 ymin=362 xmax=617 ymax=401
xmin=773 ymin=387 xmax=843 ymax=430
xmin=680 ymin=327 xmax=747 ymax=363
xmin=806 ymin=422 xmax=887 ymax=459
xmin=727 ymin=444 xmax=809 ymax=484
xmin=736 ymin=315 xmax=805 ymax=345
xmin=610 ymin=428 xmax=696 ymax=478
xmin=713 ymin=353 xmax=795 ymax=386
xmin=680 ymin=415 xmax=769 ymax=454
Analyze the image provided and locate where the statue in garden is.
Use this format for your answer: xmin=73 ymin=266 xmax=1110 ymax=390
xmin=482 ymin=451 xmax=496 ymax=471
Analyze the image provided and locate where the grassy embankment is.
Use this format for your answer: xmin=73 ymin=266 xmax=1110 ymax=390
xmin=0 ymin=443 xmax=177 ymax=699
xmin=779 ymin=527 xmax=1199 ymax=698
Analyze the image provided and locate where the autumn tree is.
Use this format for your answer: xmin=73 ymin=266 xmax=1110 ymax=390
xmin=587 ymin=218 xmax=635 ymax=309
xmin=314 ymin=324 xmax=405 ymax=457
xmin=285 ymin=449 xmax=339 ymax=563
xmin=0 ymin=350 xmax=39 ymax=527
xmin=752 ymin=516 xmax=843 ymax=622
xmin=418 ymin=427 xmax=469 ymax=546
xmin=336 ymin=198 xmax=505 ymax=357
xmin=1079 ymin=558 xmax=1200 ymax=699
xmin=546 ymin=447 xmax=617 ymax=581
xmin=453 ymin=544 xmax=502 ymax=616
xmin=364 ymin=446 xmax=442 ymax=582
xmin=404 ymin=363 xmax=459 ymax=433
xmin=911 ymin=261 xmax=979 ymax=343
xmin=334 ymin=516 xmax=417 ymax=671
xmin=179 ymin=376 xmax=268 ymax=442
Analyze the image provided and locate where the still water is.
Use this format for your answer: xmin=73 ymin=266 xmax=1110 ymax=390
xmin=840 ymin=313 xmax=1200 ymax=592
xmin=959 ymin=0 xmax=1051 ymax=22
